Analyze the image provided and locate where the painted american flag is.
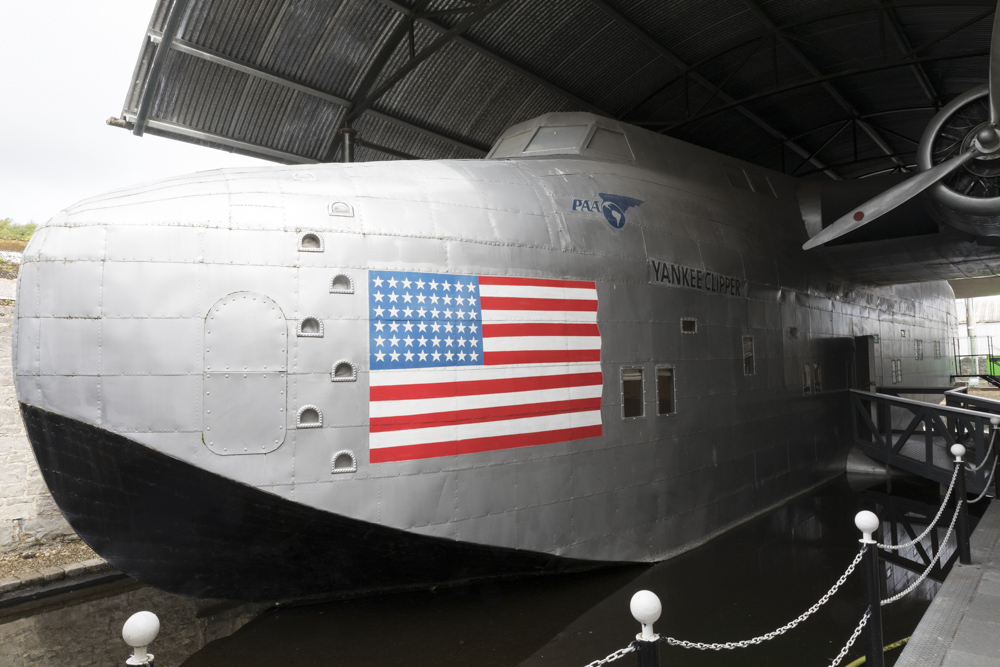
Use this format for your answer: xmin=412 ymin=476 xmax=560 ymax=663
xmin=367 ymin=270 xmax=603 ymax=463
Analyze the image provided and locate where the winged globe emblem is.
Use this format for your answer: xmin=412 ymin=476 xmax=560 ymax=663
xmin=598 ymin=193 xmax=644 ymax=228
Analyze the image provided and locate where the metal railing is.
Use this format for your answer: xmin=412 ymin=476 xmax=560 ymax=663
xmin=583 ymin=441 xmax=997 ymax=667
xmin=850 ymin=388 xmax=998 ymax=495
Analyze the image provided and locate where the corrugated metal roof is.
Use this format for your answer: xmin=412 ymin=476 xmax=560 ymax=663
xmin=118 ymin=0 xmax=996 ymax=176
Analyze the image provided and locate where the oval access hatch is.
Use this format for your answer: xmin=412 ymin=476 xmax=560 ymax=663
xmin=203 ymin=292 xmax=287 ymax=455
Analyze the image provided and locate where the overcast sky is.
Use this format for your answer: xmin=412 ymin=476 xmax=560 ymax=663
xmin=0 ymin=0 xmax=265 ymax=224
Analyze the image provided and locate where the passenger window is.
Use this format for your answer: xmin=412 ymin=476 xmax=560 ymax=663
xmin=656 ymin=367 xmax=674 ymax=415
xmin=622 ymin=368 xmax=644 ymax=418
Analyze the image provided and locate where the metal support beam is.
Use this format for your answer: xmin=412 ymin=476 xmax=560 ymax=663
xmin=879 ymin=0 xmax=940 ymax=107
xmin=740 ymin=0 xmax=908 ymax=171
xmin=587 ymin=0 xmax=841 ymax=179
xmin=346 ymin=0 xmax=516 ymax=123
xmin=374 ymin=0 xmax=604 ymax=114
xmin=146 ymin=32 xmax=487 ymax=158
xmin=661 ymin=49 xmax=987 ymax=133
xmin=133 ymin=0 xmax=191 ymax=137
xmin=144 ymin=119 xmax=318 ymax=164
xmin=358 ymin=138 xmax=419 ymax=160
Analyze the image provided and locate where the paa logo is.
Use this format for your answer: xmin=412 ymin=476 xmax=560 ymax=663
xmin=572 ymin=193 xmax=644 ymax=229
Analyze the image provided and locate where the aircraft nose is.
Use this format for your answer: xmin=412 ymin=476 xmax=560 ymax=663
xmin=14 ymin=216 xmax=108 ymax=427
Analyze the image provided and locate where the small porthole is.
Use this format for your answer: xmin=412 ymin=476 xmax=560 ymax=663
xmin=681 ymin=318 xmax=697 ymax=334
xmin=297 ymin=317 xmax=324 ymax=337
xmin=330 ymin=274 xmax=354 ymax=294
xmin=297 ymin=405 xmax=323 ymax=429
xmin=298 ymin=232 xmax=324 ymax=252
xmin=332 ymin=360 xmax=357 ymax=382
xmin=328 ymin=201 xmax=354 ymax=217
xmin=332 ymin=450 xmax=357 ymax=474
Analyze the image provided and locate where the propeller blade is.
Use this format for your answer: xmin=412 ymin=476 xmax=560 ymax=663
xmin=802 ymin=149 xmax=979 ymax=250
xmin=991 ymin=0 xmax=1000 ymax=124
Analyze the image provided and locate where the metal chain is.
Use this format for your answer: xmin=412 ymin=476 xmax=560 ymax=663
xmin=878 ymin=462 xmax=959 ymax=551
xmin=660 ymin=546 xmax=867 ymax=650
xmin=966 ymin=429 xmax=997 ymax=472
xmin=828 ymin=609 xmax=870 ymax=667
xmin=969 ymin=454 xmax=997 ymax=505
xmin=580 ymin=642 xmax=635 ymax=667
xmin=882 ymin=499 xmax=961 ymax=606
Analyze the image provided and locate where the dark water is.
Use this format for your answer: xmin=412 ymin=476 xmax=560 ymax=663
xmin=0 ymin=475 xmax=965 ymax=666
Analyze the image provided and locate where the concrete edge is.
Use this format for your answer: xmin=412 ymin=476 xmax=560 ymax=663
xmin=0 ymin=558 xmax=118 ymax=601
xmin=894 ymin=500 xmax=1000 ymax=667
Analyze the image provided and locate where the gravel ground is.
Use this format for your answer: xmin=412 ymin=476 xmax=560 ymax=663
xmin=0 ymin=540 xmax=99 ymax=580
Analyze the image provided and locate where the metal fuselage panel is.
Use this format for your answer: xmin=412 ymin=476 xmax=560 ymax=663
xmin=13 ymin=152 xmax=956 ymax=564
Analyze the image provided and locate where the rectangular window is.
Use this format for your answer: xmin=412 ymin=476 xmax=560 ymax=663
xmin=813 ymin=364 xmax=823 ymax=394
xmin=803 ymin=364 xmax=813 ymax=396
xmin=934 ymin=341 xmax=942 ymax=359
xmin=656 ymin=367 xmax=675 ymax=415
xmin=742 ymin=336 xmax=755 ymax=376
xmin=622 ymin=368 xmax=644 ymax=418
xmin=681 ymin=318 xmax=697 ymax=334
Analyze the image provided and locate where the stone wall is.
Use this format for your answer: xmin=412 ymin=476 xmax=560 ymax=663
xmin=0 ymin=301 xmax=77 ymax=553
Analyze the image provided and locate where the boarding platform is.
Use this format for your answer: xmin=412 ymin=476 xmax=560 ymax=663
xmin=850 ymin=387 xmax=1000 ymax=496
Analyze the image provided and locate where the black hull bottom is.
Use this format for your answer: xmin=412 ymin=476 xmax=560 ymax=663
xmin=20 ymin=404 xmax=594 ymax=602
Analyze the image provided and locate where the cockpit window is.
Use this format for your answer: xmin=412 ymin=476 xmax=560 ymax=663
xmin=491 ymin=129 xmax=534 ymax=158
xmin=524 ymin=125 xmax=590 ymax=152
xmin=586 ymin=127 xmax=632 ymax=160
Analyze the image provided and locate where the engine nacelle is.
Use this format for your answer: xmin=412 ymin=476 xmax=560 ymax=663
xmin=919 ymin=84 xmax=1000 ymax=241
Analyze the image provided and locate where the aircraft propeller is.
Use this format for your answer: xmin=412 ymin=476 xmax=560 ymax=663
xmin=802 ymin=0 xmax=1000 ymax=250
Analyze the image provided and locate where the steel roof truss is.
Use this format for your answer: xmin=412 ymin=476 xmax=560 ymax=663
xmin=142 ymin=30 xmax=486 ymax=158
xmin=587 ymin=0 xmax=841 ymax=179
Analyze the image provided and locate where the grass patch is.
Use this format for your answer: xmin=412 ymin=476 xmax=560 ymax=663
xmin=0 ymin=218 xmax=35 ymax=241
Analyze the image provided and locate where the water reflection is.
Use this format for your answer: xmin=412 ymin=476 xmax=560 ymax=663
xmin=183 ymin=477 xmax=940 ymax=667
xmin=0 ymin=476 xmax=958 ymax=666
xmin=0 ymin=581 xmax=261 ymax=666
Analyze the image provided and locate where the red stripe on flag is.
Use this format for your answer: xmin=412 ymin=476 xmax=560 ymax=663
xmin=370 ymin=398 xmax=602 ymax=433
xmin=479 ymin=297 xmax=598 ymax=312
xmin=481 ymin=323 xmax=600 ymax=338
xmin=478 ymin=276 xmax=596 ymax=289
xmin=485 ymin=350 xmax=601 ymax=365
xmin=369 ymin=424 xmax=604 ymax=463
xmin=371 ymin=371 xmax=602 ymax=402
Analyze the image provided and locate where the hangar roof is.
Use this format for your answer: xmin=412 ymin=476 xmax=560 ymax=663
xmin=116 ymin=0 xmax=997 ymax=180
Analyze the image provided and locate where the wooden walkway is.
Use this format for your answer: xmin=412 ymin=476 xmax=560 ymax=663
xmin=895 ymin=498 xmax=1000 ymax=667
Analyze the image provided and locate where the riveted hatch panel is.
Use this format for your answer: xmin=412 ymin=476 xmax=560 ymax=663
xmin=204 ymin=292 xmax=287 ymax=455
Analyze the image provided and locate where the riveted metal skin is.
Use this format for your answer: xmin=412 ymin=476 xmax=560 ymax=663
xmin=13 ymin=113 xmax=959 ymax=599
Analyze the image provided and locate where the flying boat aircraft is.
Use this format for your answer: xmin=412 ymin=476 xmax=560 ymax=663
xmin=14 ymin=3 xmax=1000 ymax=602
